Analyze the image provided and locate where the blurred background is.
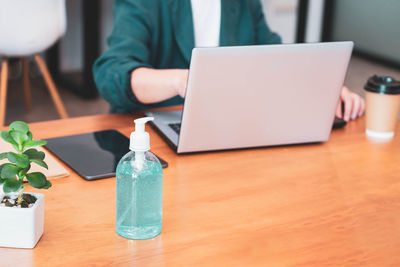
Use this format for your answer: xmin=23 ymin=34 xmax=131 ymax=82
xmin=2 ymin=0 xmax=400 ymax=124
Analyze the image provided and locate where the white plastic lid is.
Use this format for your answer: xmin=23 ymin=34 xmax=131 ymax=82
xmin=130 ymin=117 xmax=154 ymax=151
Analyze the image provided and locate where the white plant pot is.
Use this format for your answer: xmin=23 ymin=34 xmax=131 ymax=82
xmin=0 ymin=192 xmax=44 ymax=249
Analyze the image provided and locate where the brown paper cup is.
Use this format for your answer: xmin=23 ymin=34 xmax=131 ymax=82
xmin=365 ymin=91 xmax=400 ymax=140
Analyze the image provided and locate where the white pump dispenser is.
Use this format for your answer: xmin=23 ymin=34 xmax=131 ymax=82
xmin=130 ymin=117 xmax=154 ymax=151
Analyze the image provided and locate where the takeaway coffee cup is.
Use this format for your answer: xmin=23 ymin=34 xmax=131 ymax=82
xmin=364 ymin=75 xmax=400 ymax=140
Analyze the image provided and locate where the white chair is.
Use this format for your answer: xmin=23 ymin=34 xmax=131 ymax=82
xmin=0 ymin=0 xmax=69 ymax=126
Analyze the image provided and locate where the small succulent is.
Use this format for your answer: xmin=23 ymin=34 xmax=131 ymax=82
xmin=0 ymin=121 xmax=51 ymax=206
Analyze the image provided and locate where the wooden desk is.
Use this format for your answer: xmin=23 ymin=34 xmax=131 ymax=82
xmin=1 ymin=114 xmax=399 ymax=266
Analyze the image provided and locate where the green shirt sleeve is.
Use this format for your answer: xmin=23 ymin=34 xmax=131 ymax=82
xmin=93 ymin=0 xmax=154 ymax=113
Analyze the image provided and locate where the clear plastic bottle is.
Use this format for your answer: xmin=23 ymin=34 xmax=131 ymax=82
xmin=116 ymin=117 xmax=163 ymax=240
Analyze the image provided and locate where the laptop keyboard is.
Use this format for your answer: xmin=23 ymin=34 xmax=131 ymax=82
xmin=168 ymin=123 xmax=181 ymax=134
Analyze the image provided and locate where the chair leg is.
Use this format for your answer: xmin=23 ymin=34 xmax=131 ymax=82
xmin=34 ymin=54 xmax=68 ymax=119
xmin=22 ymin=58 xmax=32 ymax=112
xmin=0 ymin=60 xmax=9 ymax=127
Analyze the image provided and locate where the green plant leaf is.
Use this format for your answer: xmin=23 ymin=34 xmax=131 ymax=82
xmin=0 ymin=152 xmax=8 ymax=160
xmin=9 ymin=121 xmax=29 ymax=134
xmin=1 ymin=131 xmax=17 ymax=146
xmin=0 ymin=164 xmax=7 ymax=181
xmin=1 ymin=163 xmax=20 ymax=179
xmin=23 ymin=148 xmax=45 ymax=160
xmin=7 ymin=152 xmax=30 ymax=168
xmin=23 ymin=140 xmax=47 ymax=149
xmin=10 ymin=130 xmax=29 ymax=147
xmin=18 ymin=166 xmax=30 ymax=179
xmin=27 ymin=131 xmax=33 ymax=140
xmin=26 ymin=172 xmax=47 ymax=188
xmin=0 ymin=178 xmax=5 ymax=184
xmin=3 ymin=178 xmax=23 ymax=193
xmin=41 ymin=180 xmax=52 ymax=189
xmin=31 ymin=159 xmax=48 ymax=169
xmin=0 ymin=164 xmax=5 ymax=174
xmin=1 ymin=131 xmax=21 ymax=151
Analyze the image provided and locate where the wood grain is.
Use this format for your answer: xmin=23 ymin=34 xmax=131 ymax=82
xmin=1 ymin=113 xmax=399 ymax=266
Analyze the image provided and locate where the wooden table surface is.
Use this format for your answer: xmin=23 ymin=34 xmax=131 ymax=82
xmin=1 ymin=113 xmax=399 ymax=266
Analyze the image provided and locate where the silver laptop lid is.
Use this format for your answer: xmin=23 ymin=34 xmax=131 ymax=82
xmin=176 ymin=42 xmax=353 ymax=153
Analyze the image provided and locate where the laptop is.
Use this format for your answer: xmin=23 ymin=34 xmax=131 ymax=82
xmin=145 ymin=42 xmax=353 ymax=154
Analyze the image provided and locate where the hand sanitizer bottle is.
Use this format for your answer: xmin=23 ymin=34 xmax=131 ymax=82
xmin=116 ymin=117 xmax=163 ymax=240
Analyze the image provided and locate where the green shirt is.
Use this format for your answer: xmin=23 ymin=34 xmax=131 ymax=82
xmin=93 ymin=0 xmax=282 ymax=113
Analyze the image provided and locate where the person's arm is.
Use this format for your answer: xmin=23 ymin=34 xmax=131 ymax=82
xmin=93 ymin=0 xmax=185 ymax=112
xmin=93 ymin=0 xmax=153 ymax=112
xmin=131 ymin=68 xmax=188 ymax=104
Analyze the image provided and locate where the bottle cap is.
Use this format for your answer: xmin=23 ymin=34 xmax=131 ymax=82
xmin=130 ymin=117 xmax=154 ymax=151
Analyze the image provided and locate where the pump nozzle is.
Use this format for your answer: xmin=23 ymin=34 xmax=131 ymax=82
xmin=130 ymin=117 xmax=154 ymax=151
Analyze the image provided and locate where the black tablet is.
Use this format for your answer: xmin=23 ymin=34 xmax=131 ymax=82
xmin=44 ymin=130 xmax=168 ymax=181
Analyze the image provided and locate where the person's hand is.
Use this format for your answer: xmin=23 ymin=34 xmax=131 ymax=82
xmin=336 ymin=86 xmax=365 ymax=121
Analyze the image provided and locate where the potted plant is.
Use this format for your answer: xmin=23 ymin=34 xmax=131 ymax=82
xmin=0 ymin=121 xmax=51 ymax=249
